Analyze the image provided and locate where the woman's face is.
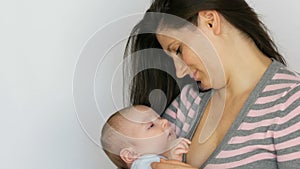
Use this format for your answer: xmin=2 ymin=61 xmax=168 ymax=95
xmin=156 ymin=23 xmax=226 ymax=91
xmin=157 ymin=34 xmax=212 ymax=91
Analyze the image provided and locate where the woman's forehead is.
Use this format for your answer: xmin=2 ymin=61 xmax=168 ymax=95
xmin=156 ymin=34 xmax=176 ymax=48
xmin=157 ymin=26 xmax=198 ymax=44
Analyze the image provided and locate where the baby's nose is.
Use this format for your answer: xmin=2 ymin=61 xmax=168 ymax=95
xmin=160 ymin=119 xmax=169 ymax=129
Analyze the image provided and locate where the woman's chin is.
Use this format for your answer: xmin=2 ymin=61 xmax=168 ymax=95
xmin=197 ymin=81 xmax=212 ymax=92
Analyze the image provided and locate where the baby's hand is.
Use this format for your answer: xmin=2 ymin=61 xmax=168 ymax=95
xmin=167 ymin=138 xmax=191 ymax=161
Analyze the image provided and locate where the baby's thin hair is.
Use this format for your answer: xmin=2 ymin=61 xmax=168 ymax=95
xmin=101 ymin=112 xmax=129 ymax=169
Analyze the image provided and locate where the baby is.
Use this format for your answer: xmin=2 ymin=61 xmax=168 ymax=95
xmin=101 ymin=105 xmax=190 ymax=169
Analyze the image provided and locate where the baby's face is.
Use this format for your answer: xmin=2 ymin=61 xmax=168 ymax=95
xmin=120 ymin=106 xmax=176 ymax=154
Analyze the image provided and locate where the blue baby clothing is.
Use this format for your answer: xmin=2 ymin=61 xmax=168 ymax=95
xmin=131 ymin=154 xmax=166 ymax=169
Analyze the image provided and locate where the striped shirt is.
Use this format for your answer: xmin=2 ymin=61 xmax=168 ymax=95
xmin=163 ymin=60 xmax=300 ymax=168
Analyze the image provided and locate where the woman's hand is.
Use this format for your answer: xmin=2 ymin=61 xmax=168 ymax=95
xmin=151 ymin=159 xmax=197 ymax=169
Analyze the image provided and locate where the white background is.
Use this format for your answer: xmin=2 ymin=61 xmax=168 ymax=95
xmin=0 ymin=1 xmax=299 ymax=169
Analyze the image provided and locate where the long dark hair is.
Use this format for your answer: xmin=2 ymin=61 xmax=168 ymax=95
xmin=124 ymin=0 xmax=285 ymax=109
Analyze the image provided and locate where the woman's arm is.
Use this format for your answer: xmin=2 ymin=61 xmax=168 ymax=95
xmin=151 ymin=159 xmax=197 ymax=169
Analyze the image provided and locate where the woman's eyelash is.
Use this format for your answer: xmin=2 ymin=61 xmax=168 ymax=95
xmin=176 ymin=46 xmax=182 ymax=55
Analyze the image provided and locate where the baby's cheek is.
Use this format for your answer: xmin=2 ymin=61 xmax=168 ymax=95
xmin=134 ymin=133 xmax=170 ymax=154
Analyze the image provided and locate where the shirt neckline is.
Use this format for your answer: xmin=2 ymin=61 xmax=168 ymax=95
xmin=200 ymin=60 xmax=282 ymax=168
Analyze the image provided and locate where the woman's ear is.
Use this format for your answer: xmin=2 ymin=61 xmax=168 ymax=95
xmin=197 ymin=10 xmax=221 ymax=35
xmin=120 ymin=147 xmax=139 ymax=164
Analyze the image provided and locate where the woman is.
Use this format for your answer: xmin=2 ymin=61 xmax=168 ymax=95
xmin=124 ymin=0 xmax=300 ymax=168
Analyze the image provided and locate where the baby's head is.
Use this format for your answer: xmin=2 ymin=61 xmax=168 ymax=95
xmin=101 ymin=105 xmax=176 ymax=168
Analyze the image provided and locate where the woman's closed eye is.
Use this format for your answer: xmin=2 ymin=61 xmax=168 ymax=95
xmin=175 ymin=45 xmax=182 ymax=56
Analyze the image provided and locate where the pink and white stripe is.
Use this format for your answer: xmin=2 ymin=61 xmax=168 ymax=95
xmin=263 ymin=83 xmax=295 ymax=92
xmin=205 ymin=153 xmax=276 ymax=169
xmin=239 ymin=106 xmax=300 ymax=130
xmin=231 ymin=120 xmax=300 ymax=145
xmin=273 ymin=73 xmax=300 ymax=81
xmin=248 ymin=90 xmax=300 ymax=117
xmin=255 ymin=92 xmax=284 ymax=104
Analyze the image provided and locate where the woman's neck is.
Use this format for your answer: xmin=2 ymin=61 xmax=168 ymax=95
xmin=224 ymin=36 xmax=272 ymax=98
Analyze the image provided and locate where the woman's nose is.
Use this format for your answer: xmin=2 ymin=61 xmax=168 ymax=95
xmin=173 ymin=57 xmax=189 ymax=78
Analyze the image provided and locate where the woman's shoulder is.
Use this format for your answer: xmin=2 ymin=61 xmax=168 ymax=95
xmin=263 ymin=61 xmax=300 ymax=96
xmin=258 ymin=62 xmax=300 ymax=114
xmin=272 ymin=61 xmax=300 ymax=83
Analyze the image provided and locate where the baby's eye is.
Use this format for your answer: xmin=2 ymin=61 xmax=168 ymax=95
xmin=147 ymin=123 xmax=154 ymax=130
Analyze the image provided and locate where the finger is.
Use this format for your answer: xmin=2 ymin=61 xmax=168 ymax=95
xmin=151 ymin=161 xmax=184 ymax=169
xmin=182 ymin=138 xmax=191 ymax=144
xmin=175 ymin=141 xmax=189 ymax=151
xmin=160 ymin=159 xmax=192 ymax=166
xmin=151 ymin=161 xmax=181 ymax=169
xmin=151 ymin=162 xmax=181 ymax=169
xmin=177 ymin=137 xmax=191 ymax=143
xmin=150 ymin=162 xmax=158 ymax=169
xmin=180 ymin=141 xmax=190 ymax=149
xmin=172 ymin=146 xmax=189 ymax=154
xmin=152 ymin=159 xmax=197 ymax=169
xmin=177 ymin=138 xmax=191 ymax=149
xmin=174 ymin=149 xmax=189 ymax=155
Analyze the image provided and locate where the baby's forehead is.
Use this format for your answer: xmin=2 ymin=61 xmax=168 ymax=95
xmin=119 ymin=106 xmax=159 ymax=123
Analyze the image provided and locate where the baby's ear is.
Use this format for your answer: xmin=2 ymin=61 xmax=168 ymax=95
xmin=120 ymin=147 xmax=139 ymax=164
